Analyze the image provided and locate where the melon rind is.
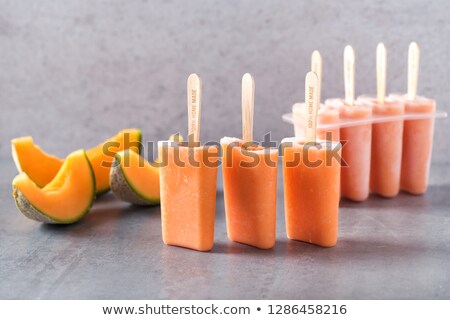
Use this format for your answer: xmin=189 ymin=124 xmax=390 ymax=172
xmin=109 ymin=154 xmax=160 ymax=206
xmin=12 ymin=150 xmax=96 ymax=224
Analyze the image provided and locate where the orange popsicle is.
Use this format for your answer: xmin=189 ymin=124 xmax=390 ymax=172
xmin=282 ymin=138 xmax=341 ymax=247
xmin=325 ymin=99 xmax=372 ymax=201
xmin=221 ymin=73 xmax=278 ymax=249
xmin=392 ymin=42 xmax=436 ymax=194
xmin=360 ymin=96 xmax=404 ymax=197
xmin=325 ymin=45 xmax=372 ymax=201
xmin=159 ymin=141 xmax=218 ymax=251
xmin=390 ymin=94 xmax=436 ymax=194
xmin=283 ymin=72 xmax=341 ymax=247
xmin=340 ymin=103 xmax=372 ymax=201
xmin=158 ymin=73 xmax=218 ymax=251
xmin=221 ymin=137 xmax=278 ymax=249
xmin=364 ymin=43 xmax=405 ymax=197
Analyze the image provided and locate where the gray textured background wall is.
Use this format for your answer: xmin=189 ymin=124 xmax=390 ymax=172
xmin=0 ymin=0 xmax=448 ymax=162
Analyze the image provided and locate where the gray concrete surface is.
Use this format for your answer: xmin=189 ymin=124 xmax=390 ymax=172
xmin=1 ymin=158 xmax=449 ymax=299
xmin=0 ymin=0 xmax=449 ymax=162
xmin=0 ymin=0 xmax=449 ymax=300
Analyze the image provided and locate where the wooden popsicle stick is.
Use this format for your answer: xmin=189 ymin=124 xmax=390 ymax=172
xmin=311 ymin=50 xmax=322 ymax=103
xmin=376 ymin=43 xmax=387 ymax=104
xmin=242 ymin=73 xmax=255 ymax=143
xmin=187 ymin=73 xmax=202 ymax=147
xmin=407 ymin=41 xmax=420 ymax=100
xmin=304 ymin=72 xmax=319 ymax=144
xmin=343 ymin=45 xmax=355 ymax=106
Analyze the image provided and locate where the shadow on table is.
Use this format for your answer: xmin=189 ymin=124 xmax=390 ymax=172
xmin=339 ymin=184 xmax=450 ymax=211
xmin=211 ymin=236 xmax=450 ymax=261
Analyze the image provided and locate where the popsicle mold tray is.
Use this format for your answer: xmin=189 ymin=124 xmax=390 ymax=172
xmin=282 ymin=109 xmax=447 ymax=131
xmin=282 ymin=105 xmax=447 ymax=199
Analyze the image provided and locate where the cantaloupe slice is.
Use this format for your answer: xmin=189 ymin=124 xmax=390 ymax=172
xmin=11 ymin=128 xmax=142 ymax=194
xmin=86 ymin=129 xmax=142 ymax=194
xmin=12 ymin=137 xmax=64 ymax=188
xmin=110 ymin=149 xmax=160 ymax=205
xmin=12 ymin=149 xmax=95 ymax=224
xmin=109 ymin=133 xmax=183 ymax=205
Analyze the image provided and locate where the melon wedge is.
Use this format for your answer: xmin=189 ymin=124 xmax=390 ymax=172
xmin=12 ymin=137 xmax=64 ymax=188
xmin=109 ymin=134 xmax=183 ymax=205
xmin=12 ymin=149 xmax=95 ymax=224
xmin=11 ymin=128 xmax=142 ymax=195
xmin=110 ymin=149 xmax=160 ymax=205
xmin=86 ymin=129 xmax=142 ymax=194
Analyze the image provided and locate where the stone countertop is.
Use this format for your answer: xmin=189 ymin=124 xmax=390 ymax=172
xmin=1 ymin=158 xmax=449 ymax=299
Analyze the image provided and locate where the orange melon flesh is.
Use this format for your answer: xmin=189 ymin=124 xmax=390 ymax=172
xmin=158 ymin=142 xmax=218 ymax=252
xmin=368 ymin=99 xmax=405 ymax=197
xmin=110 ymin=134 xmax=183 ymax=205
xmin=221 ymin=137 xmax=278 ymax=249
xmin=12 ymin=149 xmax=95 ymax=223
xmin=282 ymin=138 xmax=341 ymax=247
xmin=86 ymin=129 xmax=142 ymax=194
xmin=11 ymin=137 xmax=63 ymax=188
xmin=113 ymin=149 xmax=160 ymax=204
xmin=11 ymin=129 xmax=142 ymax=194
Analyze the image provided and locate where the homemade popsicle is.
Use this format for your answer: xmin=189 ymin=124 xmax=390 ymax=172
xmin=339 ymin=103 xmax=372 ymax=201
xmin=325 ymin=45 xmax=372 ymax=201
xmin=359 ymin=43 xmax=404 ymax=198
xmin=399 ymin=97 xmax=435 ymax=194
xmin=158 ymin=74 xmax=218 ymax=251
xmin=221 ymin=73 xmax=278 ymax=249
xmin=282 ymin=72 xmax=341 ymax=247
xmin=389 ymin=42 xmax=436 ymax=194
